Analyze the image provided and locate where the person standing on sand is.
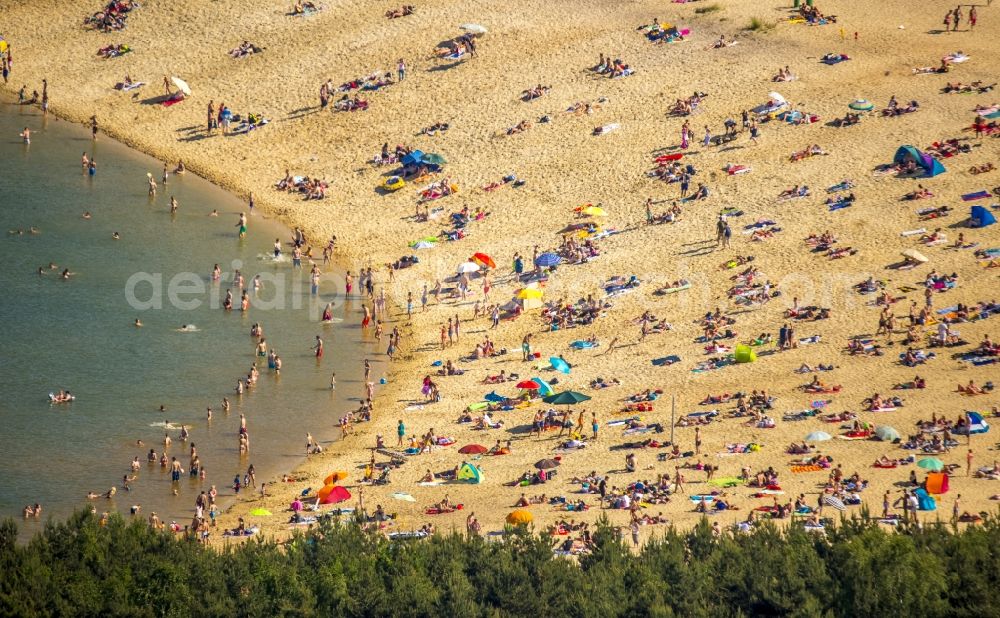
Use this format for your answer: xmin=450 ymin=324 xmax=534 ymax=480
xmin=90 ymin=115 xmax=98 ymax=139
xmin=967 ymin=449 xmax=974 ymax=476
xmin=163 ymin=75 xmax=171 ymax=96
xmin=397 ymin=58 xmax=406 ymax=81
xmin=397 ymin=419 xmax=405 ymax=447
xmin=969 ymin=6 xmax=977 ymax=30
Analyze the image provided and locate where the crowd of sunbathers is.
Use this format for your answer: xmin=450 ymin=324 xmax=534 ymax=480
xmin=593 ymin=54 xmax=633 ymax=78
xmin=882 ymin=96 xmax=920 ymax=117
xmin=668 ymin=92 xmax=707 ymax=116
xmin=796 ymin=4 xmax=837 ymax=24
xmin=275 ymin=169 xmax=329 ymax=199
xmin=790 ymin=144 xmax=827 ymax=162
xmin=521 ymin=85 xmax=551 ymax=101
xmin=942 ymin=80 xmax=995 ymax=94
xmin=84 ymin=0 xmax=139 ymax=32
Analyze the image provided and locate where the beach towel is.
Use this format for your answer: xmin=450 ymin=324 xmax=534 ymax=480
xmin=570 ymin=340 xmax=598 ymax=350
xmin=901 ymin=228 xmax=927 ymax=237
xmin=652 ymin=355 xmax=681 ymax=366
xmin=161 ymin=98 xmax=184 ymax=107
xmin=791 ymin=465 xmax=823 ymax=473
xmin=658 ymin=282 xmax=691 ymax=294
xmin=116 ymin=81 xmax=145 ymax=91
xmin=829 ymin=200 xmax=853 ymax=211
xmin=963 ymin=191 xmax=991 ymax=201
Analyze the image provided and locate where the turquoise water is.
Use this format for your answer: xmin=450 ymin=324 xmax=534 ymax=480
xmin=0 ymin=103 xmax=378 ymax=533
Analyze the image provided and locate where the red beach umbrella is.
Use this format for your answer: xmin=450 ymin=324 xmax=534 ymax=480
xmin=458 ymin=444 xmax=488 ymax=454
xmin=471 ymin=252 xmax=496 ymax=269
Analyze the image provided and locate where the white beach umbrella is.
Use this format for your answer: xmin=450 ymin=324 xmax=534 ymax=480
xmin=902 ymin=249 xmax=928 ymax=263
xmin=459 ymin=23 xmax=488 ymax=35
xmin=822 ymin=495 xmax=847 ymax=512
xmin=171 ymin=76 xmax=191 ymax=96
xmin=768 ymin=91 xmax=786 ymax=106
xmin=457 ymin=261 xmax=480 ymax=274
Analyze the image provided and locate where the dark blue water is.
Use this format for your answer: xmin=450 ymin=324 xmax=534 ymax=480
xmin=0 ymin=103 xmax=378 ymax=534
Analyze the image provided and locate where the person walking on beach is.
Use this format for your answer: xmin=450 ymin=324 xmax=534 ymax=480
xmin=969 ymin=6 xmax=977 ymax=30
xmin=397 ymin=419 xmax=405 ymax=447
xmin=397 ymin=59 xmax=406 ymax=81
xmin=90 ymin=115 xmax=98 ymax=140
xmin=207 ymin=100 xmax=215 ymax=132
xmin=722 ymin=223 xmax=732 ymax=249
xmin=749 ymin=121 xmax=759 ymax=144
xmin=313 ymin=335 xmax=324 ymax=359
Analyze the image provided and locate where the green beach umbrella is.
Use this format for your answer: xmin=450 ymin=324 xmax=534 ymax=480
xmin=249 ymin=508 xmax=272 ymax=516
xmin=917 ymin=457 xmax=944 ymax=472
xmin=805 ymin=431 xmax=831 ymax=442
xmin=848 ymin=99 xmax=874 ymax=111
xmin=875 ymin=426 xmax=900 ymax=441
xmin=542 ymin=391 xmax=591 ymax=405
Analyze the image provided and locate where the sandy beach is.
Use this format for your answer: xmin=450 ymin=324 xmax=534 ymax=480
xmin=4 ymin=0 xmax=1000 ymax=541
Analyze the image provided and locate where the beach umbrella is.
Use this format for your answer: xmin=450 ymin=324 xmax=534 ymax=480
xmin=422 ymin=153 xmax=447 ymax=165
xmin=517 ymin=288 xmax=543 ymax=300
xmin=249 ymin=508 xmax=272 ymax=516
xmin=534 ymin=253 xmax=562 ymax=268
xmin=171 ymin=76 xmax=191 ymax=96
xmin=531 ymin=378 xmax=554 ymax=396
xmin=848 ymin=99 xmax=874 ymax=111
xmin=902 ymin=249 xmax=929 ymax=263
xmin=516 ymin=380 xmax=540 ymax=390
xmin=542 ymin=390 xmax=591 ymax=405
xmin=581 ymin=205 xmax=607 ymax=217
xmin=918 ymin=457 xmax=944 ymax=472
xmin=484 ymin=391 xmax=506 ymax=403
xmin=458 ymin=444 xmax=488 ymax=454
xmin=534 ymin=458 xmax=560 ymax=470
xmin=457 ymin=261 xmax=480 ymax=274
xmin=875 ymin=426 xmax=901 ymax=441
xmin=459 ymin=23 xmax=488 ymax=35
xmin=822 ymin=495 xmax=847 ymax=512
xmin=413 ymin=240 xmax=436 ymax=249
xmin=471 ymin=252 xmax=496 ymax=269
xmin=768 ymin=91 xmax=786 ymax=106
xmin=390 ymin=492 xmax=417 ymax=502
xmin=549 ymin=356 xmax=571 ymax=374
xmin=506 ymin=509 xmax=533 ymax=525
xmin=805 ymin=431 xmax=832 ymax=442
xmin=318 ymin=484 xmax=352 ymax=504
xmin=323 ymin=471 xmax=349 ymax=485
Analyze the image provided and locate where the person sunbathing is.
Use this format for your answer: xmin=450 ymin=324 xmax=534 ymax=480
xmin=958 ymin=380 xmax=986 ymax=395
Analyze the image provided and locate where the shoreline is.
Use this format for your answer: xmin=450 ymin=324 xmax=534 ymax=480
xmin=4 ymin=0 xmax=1000 ymax=544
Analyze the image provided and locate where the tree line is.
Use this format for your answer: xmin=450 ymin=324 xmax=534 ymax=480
xmin=1 ymin=510 xmax=998 ymax=617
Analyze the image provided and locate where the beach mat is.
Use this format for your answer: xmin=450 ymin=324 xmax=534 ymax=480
xmin=962 ymin=191 xmax=990 ymax=201
xmin=652 ymin=355 xmax=681 ymax=366
xmin=790 ymin=465 xmax=823 ymax=473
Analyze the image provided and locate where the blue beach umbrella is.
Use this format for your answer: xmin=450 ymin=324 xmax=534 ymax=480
xmin=534 ymin=253 xmax=562 ymax=268
xmin=549 ymin=356 xmax=570 ymax=374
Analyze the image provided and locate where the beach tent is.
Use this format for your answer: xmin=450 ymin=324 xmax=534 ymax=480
xmin=734 ymin=344 xmax=756 ymax=363
xmin=924 ymin=472 xmax=949 ymax=495
xmin=970 ymin=205 xmax=996 ymax=228
xmin=954 ymin=411 xmax=990 ymax=435
xmin=318 ymin=484 xmax=351 ymax=504
xmin=893 ymin=145 xmax=946 ymax=177
xmin=506 ymin=509 xmax=533 ymax=525
xmin=914 ymin=487 xmax=936 ymax=511
xmin=400 ymin=150 xmax=425 ymax=166
xmin=531 ymin=378 xmax=554 ymax=396
xmin=457 ymin=462 xmax=483 ymax=483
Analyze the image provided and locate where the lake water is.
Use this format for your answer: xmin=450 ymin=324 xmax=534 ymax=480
xmin=0 ymin=103 xmax=378 ymax=534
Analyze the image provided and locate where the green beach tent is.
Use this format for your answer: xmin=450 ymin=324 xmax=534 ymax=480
xmin=734 ymin=344 xmax=756 ymax=363
xmin=457 ymin=462 xmax=483 ymax=484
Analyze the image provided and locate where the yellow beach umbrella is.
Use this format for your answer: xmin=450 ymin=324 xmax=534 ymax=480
xmin=506 ymin=509 xmax=533 ymax=525
xmin=517 ymin=288 xmax=543 ymax=300
xmin=581 ymin=206 xmax=607 ymax=217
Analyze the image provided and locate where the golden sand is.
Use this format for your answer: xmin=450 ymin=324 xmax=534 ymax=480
xmin=4 ymin=0 xmax=999 ymax=540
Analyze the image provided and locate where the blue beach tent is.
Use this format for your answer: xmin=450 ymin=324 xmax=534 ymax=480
xmin=894 ymin=145 xmax=945 ymax=177
xmin=970 ymin=205 xmax=996 ymax=228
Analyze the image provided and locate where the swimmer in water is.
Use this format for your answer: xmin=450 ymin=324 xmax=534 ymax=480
xmin=20 ymin=127 xmax=30 ymax=144
xmin=82 ymin=212 xmax=92 ymax=219
xmin=147 ymin=173 xmax=157 ymax=196
xmin=61 ymin=269 xmax=73 ymax=279
xmin=209 ymin=209 xmax=218 ymax=217
xmin=169 ymin=196 xmax=178 ymax=213
xmin=112 ymin=232 xmax=120 ymax=240
xmin=134 ymin=318 xmax=142 ymax=327
xmin=38 ymin=266 xmax=45 ymax=275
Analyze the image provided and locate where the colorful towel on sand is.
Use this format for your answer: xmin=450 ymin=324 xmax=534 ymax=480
xmin=791 ymin=465 xmax=823 ymax=473
xmin=962 ymin=191 xmax=991 ymax=201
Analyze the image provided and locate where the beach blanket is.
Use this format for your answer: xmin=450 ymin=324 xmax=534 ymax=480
xmin=828 ymin=200 xmax=853 ymax=211
xmin=115 ymin=81 xmax=145 ymax=91
xmin=570 ymin=340 xmax=598 ymax=350
xmin=985 ymin=111 xmax=1000 ymax=120
xmin=962 ymin=191 xmax=991 ymax=201
xmin=658 ymin=282 xmax=691 ymax=294
xmin=790 ymin=465 xmax=823 ymax=473
xmin=652 ymin=355 xmax=681 ymax=366
xmin=161 ymin=98 xmax=184 ymax=107
xmin=901 ymin=228 xmax=927 ymax=237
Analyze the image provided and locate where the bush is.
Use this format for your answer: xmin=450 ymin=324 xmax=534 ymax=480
xmin=694 ymin=3 xmax=722 ymax=14
xmin=747 ymin=16 xmax=775 ymax=32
